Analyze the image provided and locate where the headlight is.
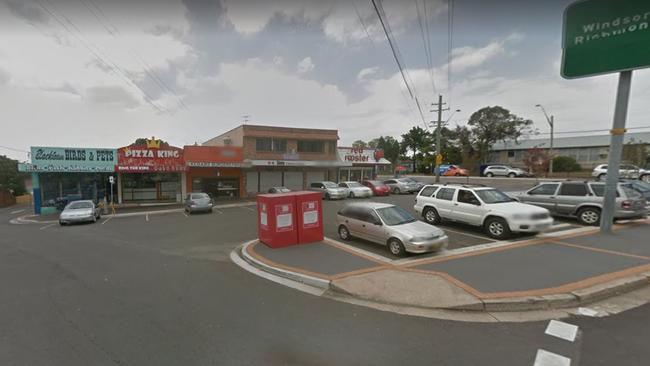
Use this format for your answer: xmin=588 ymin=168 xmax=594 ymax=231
xmin=512 ymin=213 xmax=527 ymax=220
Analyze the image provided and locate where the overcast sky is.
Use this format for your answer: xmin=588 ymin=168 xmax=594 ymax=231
xmin=1 ymin=0 xmax=650 ymax=161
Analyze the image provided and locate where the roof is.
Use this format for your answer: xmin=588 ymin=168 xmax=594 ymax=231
xmin=492 ymin=131 xmax=650 ymax=151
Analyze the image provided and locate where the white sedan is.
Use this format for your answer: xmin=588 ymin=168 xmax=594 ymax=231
xmin=338 ymin=181 xmax=373 ymax=198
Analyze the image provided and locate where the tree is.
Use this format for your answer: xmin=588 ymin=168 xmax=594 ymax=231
xmin=466 ymin=106 xmax=535 ymax=163
xmin=553 ymin=156 xmax=582 ymax=173
xmin=367 ymin=138 xmax=379 ymax=149
xmin=375 ymin=136 xmax=400 ymax=167
xmin=0 ymin=155 xmax=27 ymax=196
xmin=622 ymin=138 xmax=650 ymax=167
xmin=523 ymin=148 xmax=551 ymax=177
xmin=401 ymin=126 xmax=432 ymax=173
xmin=134 ymin=137 xmax=168 ymax=146
xmin=351 ymin=140 xmax=367 ymax=149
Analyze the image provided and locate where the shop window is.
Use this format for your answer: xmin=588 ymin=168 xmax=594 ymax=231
xmin=298 ymin=140 xmax=325 ymax=153
xmin=256 ymin=138 xmax=286 ymax=152
xmin=507 ymin=150 xmax=515 ymax=158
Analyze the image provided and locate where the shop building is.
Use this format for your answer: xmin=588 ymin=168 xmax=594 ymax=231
xmin=203 ymin=124 xmax=350 ymax=196
xmin=337 ymin=147 xmax=392 ymax=181
xmin=183 ymin=145 xmax=247 ymax=199
xmin=18 ymin=146 xmax=117 ymax=214
xmin=115 ymin=138 xmax=186 ymax=203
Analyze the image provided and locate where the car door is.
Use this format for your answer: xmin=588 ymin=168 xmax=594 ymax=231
xmin=451 ymin=189 xmax=486 ymax=225
xmin=556 ymin=182 xmax=589 ymax=215
xmin=432 ymin=187 xmax=456 ymax=219
xmin=341 ymin=206 xmax=365 ymax=238
xmin=521 ymin=183 xmax=560 ymax=212
xmin=360 ymin=209 xmax=386 ymax=244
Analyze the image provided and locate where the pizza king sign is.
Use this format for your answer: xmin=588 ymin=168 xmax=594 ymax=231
xmin=116 ymin=137 xmax=186 ymax=172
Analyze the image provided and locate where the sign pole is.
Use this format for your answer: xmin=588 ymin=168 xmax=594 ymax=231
xmin=600 ymin=70 xmax=633 ymax=233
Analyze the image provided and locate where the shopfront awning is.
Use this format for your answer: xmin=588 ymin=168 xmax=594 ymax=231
xmin=247 ymin=159 xmax=352 ymax=167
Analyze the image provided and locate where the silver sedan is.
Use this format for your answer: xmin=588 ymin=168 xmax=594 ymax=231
xmin=59 ymin=200 xmax=101 ymax=225
xmin=336 ymin=202 xmax=448 ymax=256
xmin=338 ymin=181 xmax=373 ymax=198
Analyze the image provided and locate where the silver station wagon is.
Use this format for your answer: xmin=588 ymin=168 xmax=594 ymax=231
xmin=336 ymin=202 xmax=448 ymax=257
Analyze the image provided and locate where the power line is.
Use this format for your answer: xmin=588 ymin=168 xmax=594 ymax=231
xmin=534 ymin=126 xmax=650 ymax=135
xmin=0 ymin=146 xmax=30 ymax=154
xmin=78 ymin=0 xmax=189 ymax=111
xmin=415 ymin=0 xmax=436 ymax=96
xmin=423 ymin=0 xmax=437 ymax=95
xmin=371 ymin=0 xmax=428 ymax=129
xmin=37 ymin=0 xmax=169 ymax=114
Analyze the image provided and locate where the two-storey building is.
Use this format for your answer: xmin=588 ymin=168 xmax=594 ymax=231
xmin=203 ymin=125 xmax=350 ymax=196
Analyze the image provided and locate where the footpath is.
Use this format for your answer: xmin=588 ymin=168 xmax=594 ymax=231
xmin=236 ymin=220 xmax=650 ymax=318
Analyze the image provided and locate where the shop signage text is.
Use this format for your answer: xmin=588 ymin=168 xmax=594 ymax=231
xmin=29 ymin=146 xmax=117 ymax=172
xmin=116 ymin=143 xmax=186 ymax=172
xmin=338 ymin=147 xmax=386 ymax=164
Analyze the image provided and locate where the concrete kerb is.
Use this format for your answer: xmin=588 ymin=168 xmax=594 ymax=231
xmin=233 ymin=236 xmax=650 ymax=314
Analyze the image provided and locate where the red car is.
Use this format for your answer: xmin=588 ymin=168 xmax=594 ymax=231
xmin=442 ymin=165 xmax=469 ymax=177
xmin=361 ymin=180 xmax=390 ymax=196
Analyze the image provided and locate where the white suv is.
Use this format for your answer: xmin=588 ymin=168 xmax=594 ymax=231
xmin=483 ymin=165 xmax=528 ymax=178
xmin=592 ymin=164 xmax=650 ymax=182
xmin=413 ymin=184 xmax=553 ymax=239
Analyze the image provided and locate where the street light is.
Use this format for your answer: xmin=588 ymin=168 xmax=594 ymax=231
xmin=535 ymin=104 xmax=555 ymax=175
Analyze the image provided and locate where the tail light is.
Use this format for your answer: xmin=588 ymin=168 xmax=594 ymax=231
xmin=621 ymin=200 xmax=632 ymax=209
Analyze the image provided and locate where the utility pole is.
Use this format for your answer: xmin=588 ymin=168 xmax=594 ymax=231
xmin=535 ymin=104 xmax=555 ymax=175
xmin=431 ymin=95 xmax=448 ymax=183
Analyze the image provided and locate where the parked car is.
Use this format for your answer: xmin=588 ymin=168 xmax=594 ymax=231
xmin=512 ymin=181 xmax=647 ymax=225
xmin=361 ymin=180 xmax=390 ymax=196
xmin=592 ymin=164 xmax=650 ymax=182
xmin=383 ymin=178 xmax=419 ymax=194
xmin=401 ymin=177 xmax=426 ymax=191
xmin=483 ymin=165 xmax=530 ymax=178
xmin=621 ymin=180 xmax=650 ymax=203
xmin=338 ymin=181 xmax=373 ymax=198
xmin=59 ymin=200 xmax=101 ymax=225
xmin=438 ymin=164 xmax=453 ymax=175
xmin=185 ymin=192 xmax=213 ymax=214
xmin=442 ymin=165 xmax=469 ymax=177
xmin=414 ymin=184 xmax=553 ymax=239
xmin=268 ymin=186 xmax=291 ymax=193
xmin=309 ymin=181 xmax=348 ymax=200
xmin=336 ymin=202 xmax=448 ymax=256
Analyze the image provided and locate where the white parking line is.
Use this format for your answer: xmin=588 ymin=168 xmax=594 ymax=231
xmin=214 ymin=209 xmax=224 ymax=214
xmin=545 ymin=320 xmax=579 ymax=342
xmin=533 ymin=349 xmax=571 ymax=366
xmin=146 ymin=213 xmax=149 ymax=222
xmin=241 ymin=206 xmax=256 ymax=212
xmin=39 ymin=223 xmax=56 ymax=230
xmin=10 ymin=209 xmax=25 ymax=214
xmin=101 ymin=216 xmax=113 ymax=225
xmin=441 ymin=227 xmax=496 ymax=241
xmin=182 ymin=212 xmax=188 ymax=218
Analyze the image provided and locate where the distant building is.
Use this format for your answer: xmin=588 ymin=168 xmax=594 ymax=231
xmin=490 ymin=131 xmax=650 ymax=169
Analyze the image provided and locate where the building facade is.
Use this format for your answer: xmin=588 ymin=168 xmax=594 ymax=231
xmin=337 ymin=147 xmax=392 ymax=181
xmin=490 ymin=132 xmax=650 ymax=169
xmin=184 ymin=145 xmax=247 ymax=199
xmin=203 ymin=125 xmax=350 ymax=195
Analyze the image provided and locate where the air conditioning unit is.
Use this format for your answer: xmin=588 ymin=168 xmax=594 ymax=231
xmin=223 ymin=137 xmax=232 ymax=146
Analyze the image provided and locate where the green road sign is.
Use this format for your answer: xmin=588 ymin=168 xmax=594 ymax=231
xmin=562 ymin=0 xmax=650 ymax=79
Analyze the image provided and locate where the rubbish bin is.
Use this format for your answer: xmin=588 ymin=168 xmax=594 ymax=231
xmin=257 ymin=193 xmax=298 ymax=248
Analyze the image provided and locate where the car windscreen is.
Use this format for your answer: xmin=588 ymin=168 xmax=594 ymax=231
xmin=68 ymin=202 xmax=93 ymax=209
xmin=475 ymin=189 xmax=513 ymax=203
xmin=367 ymin=180 xmax=383 ymax=185
xmin=347 ymin=182 xmax=362 ymax=188
xmin=376 ymin=206 xmax=416 ymax=226
xmin=323 ymin=182 xmax=338 ymax=188
xmin=191 ymin=193 xmax=209 ymax=199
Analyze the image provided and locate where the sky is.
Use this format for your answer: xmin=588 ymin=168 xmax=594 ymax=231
xmin=1 ymin=0 xmax=650 ymax=161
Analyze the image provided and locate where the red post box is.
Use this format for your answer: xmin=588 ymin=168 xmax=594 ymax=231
xmin=257 ymin=193 xmax=298 ymax=248
xmin=293 ymin=191 xmax=324 ymax=244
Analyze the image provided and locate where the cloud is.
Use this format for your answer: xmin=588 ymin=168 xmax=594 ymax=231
xmin=85 ymin=85 xmax=140 ymax=109
xmin=296 ymin=57 xmax=315 ymax=74
xmin=41 ymin=82 xmax=79 ymax=96
xmin=357 ymin=66 xmax=379 ymax=81
xmin=5 ymin=1 xmax=49 ymax=24
xmin=0 ymin=67 xmax=10 ymax=85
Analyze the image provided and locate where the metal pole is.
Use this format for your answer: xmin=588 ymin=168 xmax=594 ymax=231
xmin=110 ymin=182 xmax=114 ymax=205
xmin=435 ymin=94 xmax=443 ymax=183
xmin=600 ymin=70 xmax=632 ymax=233
xmin=549 ymin=115 xmax=554 ymax=175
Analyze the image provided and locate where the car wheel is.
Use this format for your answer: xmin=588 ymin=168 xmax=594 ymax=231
xmin=598 ymin=173 xmax=606 ymax=182
xmin=507 ymin=172 xmax=516 ymax=178
xmin=92 ymin=215 xmax=97 ymax=223
xmin=577 ymin=207 xmax=601 ymax=226
xmin=485 ymin=217 xmax=511 ymax=239
xmin=59 ymin=220 xmax=65 ymax=226
xmin=338 ymin=225 xmax=351 ymax=240
xmin=325 ymin=193 xmax=331 ymax=200
xmin=455 ymin=173 xmax=461 ymax=176
xmin=349 ymin=191 xmax=355 ymax=198
xmin=387 ymin=238 xmax=406 ymax=257
xmin=640 ymin=174 xmax=650 ymax=183
xmin=393 ymin=187 xmax=401 ymax=194
xmin=423 ymin=207 xmax=441 ymax=225
xmin=486 ymin=172 xmax=494 ymax=177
